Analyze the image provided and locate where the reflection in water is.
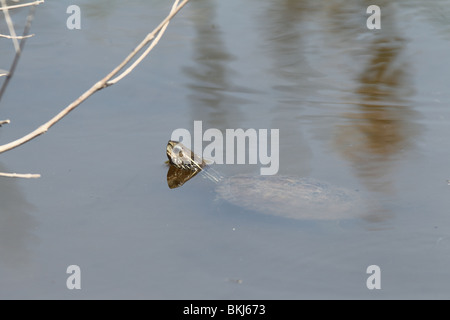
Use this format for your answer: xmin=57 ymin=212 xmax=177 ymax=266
xmin=183 ymin=0 xmax=247 ymax=133
xmin=167 ymin=164 xmax=200 ymax=189
xmin=332 ymin=2 xmax=420 ymax=197
xmin=256 ymin=0 xmax=423 ymax=222
xmin=0 ymin=163 xmax=37 ymax=269
xmin=260 ymin=0 xmax=314 ymax=175
xmin=354 ymin=38 xmax=413 ymax=157
xmin=182 ymin=0 xmax=425 ymax=222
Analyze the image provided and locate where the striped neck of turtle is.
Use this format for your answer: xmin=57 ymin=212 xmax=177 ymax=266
xmin=199 ymin=165 xmax=223 ymax=184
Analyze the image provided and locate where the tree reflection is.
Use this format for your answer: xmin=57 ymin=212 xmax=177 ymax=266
xmin=183 ymin=0 xmax=244 ymax=130
xmin=260 ymin=0 xmax=314 ymax=175
xmin=333 ymin=2 xmax=420 ymax=196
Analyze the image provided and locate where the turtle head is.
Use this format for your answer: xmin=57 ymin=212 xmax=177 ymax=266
xmin=166 ymin=140 xmax=205 ymax=171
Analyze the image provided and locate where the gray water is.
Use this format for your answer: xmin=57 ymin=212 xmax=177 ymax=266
xmin=0 ymin=0 xmax=450 ymax=299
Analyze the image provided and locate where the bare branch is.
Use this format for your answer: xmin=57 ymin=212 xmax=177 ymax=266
xmin=0 ymin=33 xmax=34 ymax=39
xmin=0 ymin=172 xmax=40 ymax=178
xmin=0 ymin=3 xmax=37 ymax=105
xmin=1 ymin=0 xmax=20 ymax=52
xmin=0 ymin=0 xmax=43 ymax=11
xmin=0 ymin=0 xmax=190 ymax=154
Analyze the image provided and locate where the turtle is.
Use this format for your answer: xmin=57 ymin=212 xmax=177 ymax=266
xmin=166 ymin=140 xmax=364 ymax=220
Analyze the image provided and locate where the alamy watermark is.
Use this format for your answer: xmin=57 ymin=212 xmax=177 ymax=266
xmin=366 ymin=5 xmax=381 ymax=30
xmin=171 ymin=121 xmax=279 ymax=175
xmin=366 ymin=264 xmax=381 ymax=290
xmin=66 ymin=5 xmax=81 ymax=30
xmin=64 ymin=4 xmax=380 ymax=31
xmin=66 ymin=264 xmax=81 ymax=290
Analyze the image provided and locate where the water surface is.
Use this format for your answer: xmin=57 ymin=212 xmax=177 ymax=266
xmin=0 ymin=0 xmax=449 ymax=299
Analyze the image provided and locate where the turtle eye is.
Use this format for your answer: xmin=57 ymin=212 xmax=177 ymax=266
xmin=172 ymin=145 xmax=182 ymax=154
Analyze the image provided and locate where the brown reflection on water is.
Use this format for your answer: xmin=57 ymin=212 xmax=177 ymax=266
xmin=183 ymin=0 xmax=245 ymax=130
xmin=333 ymin=3 xmax=420 ymax=195
xmin=166 ymin=164 xmax=200 ymax=189
xmin=83 ymin=1 xmax=119 ymax=19
xmin=183 ymin=0 xmax=422 ymax=202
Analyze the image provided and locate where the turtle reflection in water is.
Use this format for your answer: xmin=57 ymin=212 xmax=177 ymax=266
xmin=166 ymin=140 xmax=363 ymax=220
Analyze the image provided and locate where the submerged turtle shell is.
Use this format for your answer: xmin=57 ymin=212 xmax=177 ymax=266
xmin=215 ymin=175 xmax=363 ymax=220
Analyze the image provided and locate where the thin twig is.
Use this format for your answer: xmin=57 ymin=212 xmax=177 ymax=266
xmin=0 ymin=4 xmax=37 ymax=105
xmin=1 ymin=0 xmax=20 ymax=52
xmin=0 ymin=172 xmax=40 ymax=178
xmin=0 ymin=0 xmax=189 ymax=154
xmin=0 ymin=0 xmax=43 ymax=11
xmin=0 ymin=33 xmax=34 ymax=39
